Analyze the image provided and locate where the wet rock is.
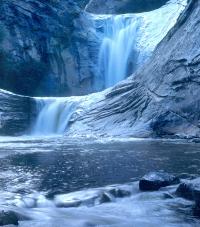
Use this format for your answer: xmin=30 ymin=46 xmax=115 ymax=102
xmin=193 ymin=202 xmax=200 ymax=217
xmin=163 ymin=192 xmax=174 ymax=199
xmin=0 ymin=211 xmax=19 ymax=226
xmin=0 ymin=89 xmax=36 ymax=136
xmin=176 ymin=178 xmax=200 ymax=217
xmin=139 ymin=172 xmax=180 ymax=191
xmin=54 ymin=184 xmax=135 ymax=208
xmin=54 ymin=189 xmax=100 ymax=208
xmin=56 ymin=200 xmax=81 ymax=208
xmin=108 ymin=187 xmax=132 ymax=198
xmin=191 ymin=138 xmax=200 ymax=143
xmin=176 ymin=177 xmax=200 ymax=201
xmin=99 ymin=192 xmax=113 ymax=204
xmin=176 ymin=182 xmax=194 ymax=200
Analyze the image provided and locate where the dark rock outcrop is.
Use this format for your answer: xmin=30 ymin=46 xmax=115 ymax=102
xmin=68 ymin=0 xmax=200 ymax=139
xmin=86 ymin=0 xmax=169 ymax=14
xmin=139 ymin=172 xmax=179 ymax=191
xmin=0 ymin=89 xmax=35 ymax=135
xmin=176 ymin=178 xmax=200 ymax=201
xmin=176 ymin=178 xmax=200 ymax=217
xmin=0 ymin=211 xmax=19 ymax=226
xmin=0 ymin=0 xmax=99 ymax=96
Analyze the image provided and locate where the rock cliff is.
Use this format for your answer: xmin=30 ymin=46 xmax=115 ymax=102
xmin=0 ymin=0 xmax=98 ymax=96
xmin=0 ymin=90 xmax=35 ymax=135
xmin=67 ymin=0 xmax=200 ymax=139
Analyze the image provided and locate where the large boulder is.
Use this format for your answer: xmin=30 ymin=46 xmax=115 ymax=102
xmin=176 ymin=177 xmax=200 ymax=217
xmin=0 ymin=211 xmax=19 ymax=226
xmin=139 ymin=172 xmax=179 ymax=191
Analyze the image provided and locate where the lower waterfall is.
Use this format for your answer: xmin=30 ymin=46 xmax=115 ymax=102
xmin=32 ymin=98 xmax=77 ymax=135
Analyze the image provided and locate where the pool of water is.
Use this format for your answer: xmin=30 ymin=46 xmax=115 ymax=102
xmin=0 ymin=136 xmax=200 ymax=226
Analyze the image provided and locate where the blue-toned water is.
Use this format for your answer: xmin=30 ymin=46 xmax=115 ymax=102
xmin=0 ymin=137 xmax=199 ymax=226
xmin=92 ymin=0 xmax=186 ymax=89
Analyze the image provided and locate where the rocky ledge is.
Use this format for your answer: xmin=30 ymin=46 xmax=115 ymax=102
xmin=0 ymin=89 xmax=35 ymax=136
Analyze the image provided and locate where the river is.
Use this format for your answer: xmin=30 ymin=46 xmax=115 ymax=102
xmin=0 ymin=136 xmax=199 ymax=226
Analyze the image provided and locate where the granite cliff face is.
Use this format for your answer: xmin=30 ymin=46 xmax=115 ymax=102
xmin=0 ymin=90 xmax=35 ymax=136
xmin=66 ymin=0 xmax=200 ymax=139
xmin=0 ymin=0 xmax=99 ymax=96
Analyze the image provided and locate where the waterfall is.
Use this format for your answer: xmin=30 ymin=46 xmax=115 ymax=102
xmin=31 ymin=0 xmax=187 ymax=136
xmin=98 ymin=15 xmax=141 ymax=88
xmin=32 ymin=98 xmax=76 ymax=135
xmin=91 ymin=0 xmax=187 ymax=89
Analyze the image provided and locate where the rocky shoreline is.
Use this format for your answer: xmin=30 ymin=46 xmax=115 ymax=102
xmin=2 ymin=170 xmax=200 ymax=226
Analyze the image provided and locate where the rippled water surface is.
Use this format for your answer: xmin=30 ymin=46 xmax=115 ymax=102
xmin=0 ymin=136 xmax=200 ymax=226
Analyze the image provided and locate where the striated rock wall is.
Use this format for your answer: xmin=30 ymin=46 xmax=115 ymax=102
xmin=0 ymin=90 xmax=36 ymax=135
xmin=67 ymin=0 xmax=200 ymax=139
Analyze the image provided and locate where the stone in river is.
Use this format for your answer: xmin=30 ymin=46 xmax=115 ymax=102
xmin=139 ymin=172 xmax=179 ymax=191
xmin=0 ymin=211 xmax=19 ymax=226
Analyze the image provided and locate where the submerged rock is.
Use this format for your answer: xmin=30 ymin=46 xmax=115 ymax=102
xmin=55 ymin=184 xmax=134 ymax=208
xmin=176 ymin=178 xmax=200 ymax=201
xmin=0 ymin=211 xmax=19 ymax=226
xmin=99 ymin=192 xmax=113 ymax=204
xmin=176 ymin=177 xmax=200 ymax=217
xmin=139 ymin=172 xmax=179 ymax=191
xmin=193 ymin=202 xmax=200 ymax=217
xmin=108 ymin=187 xmax=132 ymax=198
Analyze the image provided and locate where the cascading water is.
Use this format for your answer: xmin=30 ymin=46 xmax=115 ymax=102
xmin=32 ymin=98 xmax=77 ymax=135
xmin=91 ymin=0 xmax=187 ymax=89
xmin=31 ymin=0 xmax=187 ymax=136
xmin=98 ymin=15 xmax=141 ymax=88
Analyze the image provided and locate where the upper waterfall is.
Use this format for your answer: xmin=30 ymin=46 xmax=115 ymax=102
xmin=98 ymin=15 xmax=141 ymax=88
xmin=91 ymin=0 xmax=187 ymax=89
